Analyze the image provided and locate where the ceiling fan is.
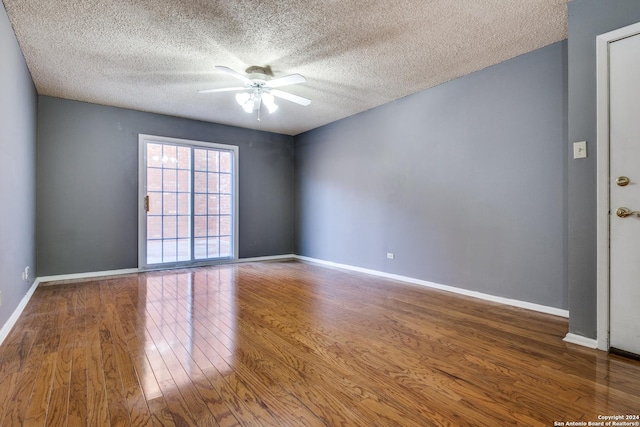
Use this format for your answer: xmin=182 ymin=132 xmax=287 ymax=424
xmin=199 ymin=65 xmax=311 ymax=119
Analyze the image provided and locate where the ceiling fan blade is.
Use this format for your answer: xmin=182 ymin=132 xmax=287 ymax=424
xmin=265 ymin=73 xmax=306 ymax=88
xmin=215 ymin=66 xmax=253 ymax=85
xmin=270 ymin=89 xmax=311 ymax=106
xmin=198 ymin=87 xmax=246 ymax=93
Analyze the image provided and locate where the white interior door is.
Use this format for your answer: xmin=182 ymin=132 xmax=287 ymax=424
xmin=609 ymin=31 xmax=640 ymax=357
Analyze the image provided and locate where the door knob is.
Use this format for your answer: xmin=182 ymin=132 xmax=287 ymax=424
xmin=616 ymin=176 xmax=631 ymax=186
xmin=616 ymin=207 xmax=640 ymax=218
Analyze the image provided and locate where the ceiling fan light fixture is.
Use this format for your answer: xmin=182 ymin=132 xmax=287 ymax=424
xmin=242 ymin=99 xmax=255 ymax=113
xmin=265 ymin=102 xmax=278 ymax=114
xmin=235 ymin=92 xmax=250 ymax=105
xmin=262 ymin=92 xmax=278 ymax=114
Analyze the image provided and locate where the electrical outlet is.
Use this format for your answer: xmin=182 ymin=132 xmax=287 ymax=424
xmin=25 ymin=266 xmax=29 ymax=280
xmin=386 ymin=253 xmax=395 ymax=260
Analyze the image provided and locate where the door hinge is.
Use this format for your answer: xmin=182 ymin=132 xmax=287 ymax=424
xmin=144 ymin=195 xmax=150 ymax=213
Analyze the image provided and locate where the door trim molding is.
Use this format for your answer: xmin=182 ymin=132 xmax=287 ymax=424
xmin=596 ymin=22 xmax=640 ymax=351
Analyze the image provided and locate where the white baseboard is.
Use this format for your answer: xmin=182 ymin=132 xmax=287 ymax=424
xmin=0 ymin=278 xmax=40 ymax=346
xmin=563 ymin=333 xmax=598 ymax=349
xmin=294 ymin=255 xmax=569 ymax=318
xmin=38 ymin=268 xmax=140 ymax=284
xmin=237 ymin=254 xmax=295 ymax=263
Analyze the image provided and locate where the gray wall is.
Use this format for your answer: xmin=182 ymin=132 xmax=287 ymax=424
xmin=295 ymin=41 xmax=568 ymax=309
xmin=37 ymin=97 xmax=294 ymax=276
xmin=0 ymin=5 xmax=37 ymax=327
xmin=567 ymin=0 xmax=640 ymax=339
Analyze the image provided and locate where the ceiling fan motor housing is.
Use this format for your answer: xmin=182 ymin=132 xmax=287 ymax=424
xmin=245 ymin=65 xmax=273 ymax=77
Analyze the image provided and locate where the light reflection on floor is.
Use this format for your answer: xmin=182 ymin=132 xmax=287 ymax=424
xmin=137 ymin=266 xmax=236 ymax=389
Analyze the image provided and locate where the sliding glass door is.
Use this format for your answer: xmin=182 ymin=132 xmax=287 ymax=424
xmin=139 ymin=135 xmax=238 ymax=269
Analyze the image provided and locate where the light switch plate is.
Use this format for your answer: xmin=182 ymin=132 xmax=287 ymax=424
xmin=573 ymin=141 xmax=587 ymax=159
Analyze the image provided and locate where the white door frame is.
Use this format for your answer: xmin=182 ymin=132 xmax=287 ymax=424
xmin=138 ymin=134 xmax=240 ymax=270
xmin=596 ymin=22 xmax=640 ymax=351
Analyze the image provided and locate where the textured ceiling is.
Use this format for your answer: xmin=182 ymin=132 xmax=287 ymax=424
xmin=3 ymin=0 xmax=568 ymax=136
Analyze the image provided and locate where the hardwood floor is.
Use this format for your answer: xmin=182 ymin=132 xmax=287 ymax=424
xmin=0 ymin=260 xmax=639 ymax=426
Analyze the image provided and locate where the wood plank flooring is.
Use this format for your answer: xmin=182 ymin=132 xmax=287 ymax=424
xmin=0 ymin=260 xmax=639 ymax=426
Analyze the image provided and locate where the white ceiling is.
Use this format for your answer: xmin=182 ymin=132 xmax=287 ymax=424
xmin=2 ymin=0 xmax=568 ymax=136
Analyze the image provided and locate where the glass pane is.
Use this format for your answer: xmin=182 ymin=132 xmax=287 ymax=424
xmin=208 ymin=216 xmax=219 ymax=236
xmin=194 ymin=149 xmax=207 ymax=171
xmin=148 ymin=193 xmax=162 ymax=215
xmin=147 ymin=240 xmax=162 ymax=264
xmin=220 ymin=195 xmax=232 ymax=215
xmin=220 ymin=151 xmax=232 ymax=173
xmin=207 ymin=173 xmax=219 ymax=193
xmin=194 ymin=216 xmax=206 ymax=237
xmin=194 ymin=238 xmax=207 ymax=259
xmin=178 ymin=193 xmax=190 ymax=215
xmin=194 ymin=194 xmax=207 ymax=215
xmin=220 ymin=173 xmax=232 ymax=194
xmin=163 ymin=239 xmax=177 ymax=262
xmin=163 ymin=169 xmax=177 ymax=192
xmin=163 ymin=216 xmax=177 ymax=239
xmin=147 ymin=144 xmax=163 ymax=168
xmin=220 ymin=216 xmax=231 ymax=235
xmin=147 ymin=216 xmax=162 ymax=239
xmin=163 ymin=145 xmax=177 ymax=169
xmin=207 ymin=237 xmax=220 ymax=258
xmin=177 ymin=146 xmax=190 ymax=170
xmin=178 ymin=216 xmax=190 ymax=238
xmin=194 ymin=172 xmax=206 ymax=193
xmin=208 ymin=150 xmax=219 ymax=172
xmin=220 ymin=236 xmax=232 ymax=258
xmin=207 ymin=195 xmax=219 ymax=215
xmin=177 ymin=170 xmax=190 ymax=192
xmin=177 ymin=239 xmax=190 ymax=262
xmin=162 ymin=193 xmax=177 ymax=215
xmin=147 ymin=168 xmax=162 ymax=191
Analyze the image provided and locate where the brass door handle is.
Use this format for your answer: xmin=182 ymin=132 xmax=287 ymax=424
xmin=616 ymin=176 xmax=631 ymax=186
xmin=616 ymin=207 xmax=640 ymax=218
